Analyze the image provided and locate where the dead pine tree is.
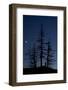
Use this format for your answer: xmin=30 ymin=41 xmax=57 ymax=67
xmin=29 ymin=45 xmax=37 ymax=69
xmin=36 ymin=24 xmax=47 ymax=68
xmin=46 ymin=41 xmax=56 ymax=68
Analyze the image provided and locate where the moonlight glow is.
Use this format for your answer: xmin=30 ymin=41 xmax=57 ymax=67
xmin=25 ymin=41 xmax=28 ymax=44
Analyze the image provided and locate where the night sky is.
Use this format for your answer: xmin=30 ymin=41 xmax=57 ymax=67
xmin=23 ymin=15 xmax=57 ymax=69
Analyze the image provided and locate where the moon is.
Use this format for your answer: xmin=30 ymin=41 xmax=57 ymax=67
xmin=25 ymin=41 xmax=28 ymax=44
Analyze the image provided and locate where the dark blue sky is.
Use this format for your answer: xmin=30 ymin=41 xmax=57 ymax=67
xmin=23 ymin=15 xmax=57 ymax=69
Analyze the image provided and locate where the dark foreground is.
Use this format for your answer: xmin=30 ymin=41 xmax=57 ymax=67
xmin=23 ymin=67 xmax=57 ymax=75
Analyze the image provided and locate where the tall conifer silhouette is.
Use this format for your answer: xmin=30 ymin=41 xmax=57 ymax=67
xmin=36 ymin=24 xmax=47 ymax=67
xmin=46 ymin=41 xmax=56 ymax=68
xmin=30 ymin=45 xmax=37 ymax=68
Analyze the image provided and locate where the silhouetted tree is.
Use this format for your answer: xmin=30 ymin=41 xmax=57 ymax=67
xmin=46 ymin=41 xmax=56 ymax=68
xmin=36 ymin=24 xmax=47 ymax=67
xmin=28 ymin=44 xmax=37 ymax=68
